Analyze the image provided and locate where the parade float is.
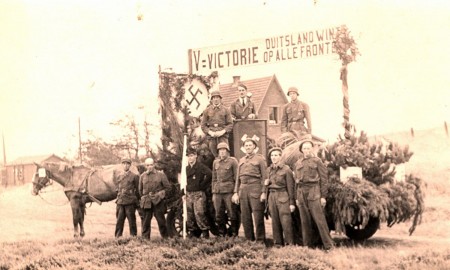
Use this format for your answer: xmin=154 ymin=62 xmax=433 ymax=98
xmin=155 ymin=25 xmax=424 ymax=240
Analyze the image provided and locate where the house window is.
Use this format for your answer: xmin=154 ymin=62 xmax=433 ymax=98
xmin=268 ymin=107 xmax=279 ymax=125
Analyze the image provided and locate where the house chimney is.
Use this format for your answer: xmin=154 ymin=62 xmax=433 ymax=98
xmin=232 ymin=76 xmax=241 ymax=87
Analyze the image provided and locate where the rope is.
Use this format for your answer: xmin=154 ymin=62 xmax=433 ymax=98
xmin=37 ymin=192 xmax=69 ymax=206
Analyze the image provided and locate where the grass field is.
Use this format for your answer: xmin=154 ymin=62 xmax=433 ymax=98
xmin=1 ymin=127 xmax=449 ymax=269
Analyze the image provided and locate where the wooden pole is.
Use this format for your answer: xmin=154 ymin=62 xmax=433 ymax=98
xmin=2 ymin=133 xmax=6 ymax=165
xmin=188 ymin=49 xmax=193 ymax=74
xmin=78 ymin=117 xmax=82 ymax=163
xmin=341 ymin=64 xmax=351 ymax=139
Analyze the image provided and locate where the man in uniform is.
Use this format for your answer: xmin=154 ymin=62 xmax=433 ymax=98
xmin=212 ymin=142 xmax=239 ymax=237
xmin=185 ymin=147 xmax=213 ymax=238
xmin=139 ymin=158 xmax=171 ymax=240
xmin=201 ymin=90 xmax=233 ymax=157
xmin=115 ymin=158 xmax=140 ymax=238
xmin=294 ymin=140 xmax=334 ymax=251
xmin=229 ymin=83 xmax=257 ymax=120
xmin=232 ymin=138 xmax=267 ymax=242
xmin=281 ymin=87 xmax=312 ymax=138
xmin=266 ymin=147 xmax=296 ymax=246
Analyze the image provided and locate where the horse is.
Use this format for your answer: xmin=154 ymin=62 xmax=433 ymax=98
xmin=31 ymin=161 xmax=133 ymax=238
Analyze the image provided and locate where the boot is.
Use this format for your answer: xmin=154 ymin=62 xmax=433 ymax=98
xmin=230 ymin=220 xmax=239 ymax=237
xmin=201 ymin=230 xmax=210 ymax=239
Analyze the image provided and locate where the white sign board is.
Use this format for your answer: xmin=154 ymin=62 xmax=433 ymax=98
xmin=394 ymin=163 xmax=407 ymax=183
xmin=340 ymin=166 xmax=362 ymax=184
xmin=184 ymin=79 xmax=209 ymax=117
xmin=189 ymin=26 xmax=339 ymax=74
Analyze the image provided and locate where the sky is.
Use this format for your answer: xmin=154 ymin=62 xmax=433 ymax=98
xmin=0 ymin=0 xmax=449 ymax=163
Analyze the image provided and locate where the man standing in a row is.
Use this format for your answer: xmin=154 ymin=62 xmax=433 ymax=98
xmin=115 ymin=158 xmax=140 ymax=238
xmin=201 ymin=90 xmax=233 ymax=157
xmin=185 ymin=147 xmax=212 ymax=238
xmin=233 ymin=138 xmax=267 ymax=242
xmin=212 ymin=142 xmax=239 ymax=237
xmin=295 ymin=140 xmax=334 ymax=251
xmin=139 ymin=158 xmax=171 ymax=240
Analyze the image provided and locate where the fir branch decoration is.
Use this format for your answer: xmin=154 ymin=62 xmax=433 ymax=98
xmin=318 ymin=131 xmax=424 ymax=234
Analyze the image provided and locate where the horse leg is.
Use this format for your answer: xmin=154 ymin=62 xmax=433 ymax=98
xmin=69 ymin=192 xmax=83 ymax=238
xmin=71 ymin=202 xmax=79 ymax=238
xmin=79 ymin=200 xmax=86 ymax=238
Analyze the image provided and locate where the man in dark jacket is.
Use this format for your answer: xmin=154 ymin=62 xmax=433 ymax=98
xmin=115 ymin=158 xmax=140 ymax=238
xmin=139 ymin=158 xmax=171 ymax=239
xmin=229 ymin=83 xmax=257 ymax=120
xmin=185 ymin=147 xmax=212 ymax=238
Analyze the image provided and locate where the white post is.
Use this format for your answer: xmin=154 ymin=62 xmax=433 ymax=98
xmin=180 ymin=134 xmax=188 ymax=239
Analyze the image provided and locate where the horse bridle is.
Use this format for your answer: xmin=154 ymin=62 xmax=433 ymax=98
xmin=32 ymin=168 xmax=53 ymax=190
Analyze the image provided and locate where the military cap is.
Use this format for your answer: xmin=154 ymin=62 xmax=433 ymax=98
xmin=242 ymin=138 xmax=258 ymax=147
xmin=287 ymin=87 xmax=299 ymax=95
xmin=210 ymin=90 xmax=222 ymax=99
xmin=268 ymin=147 xmax=283 ymax=157
xmin=217 ymin=142 xmax=230 ymax=151
xmin=186 ymin=147 xmax=198 ymax=156
xmin=121 ymin=158 xmax=132 ymax=164
xmin=298 ymin=139 xmax=314 ymax=153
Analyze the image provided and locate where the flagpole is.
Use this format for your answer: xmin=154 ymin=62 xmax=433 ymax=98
xmin=180 ymin=134 xmax=188 ymax=239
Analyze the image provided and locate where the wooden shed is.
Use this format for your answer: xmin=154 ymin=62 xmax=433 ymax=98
xmin=2 ymin=154 xmax=65 ymax=187
xmin=220 ymin=75 xmax=288 ymax=140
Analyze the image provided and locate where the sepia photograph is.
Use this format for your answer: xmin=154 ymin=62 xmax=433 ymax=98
xmin=0 ymin=0 xmax=449 ymax=269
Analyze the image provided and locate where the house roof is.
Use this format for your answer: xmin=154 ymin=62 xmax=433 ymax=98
xmin=6 ymin=154 xmax=63 ymax=166
xmin=220 ymin=75 xmax=282 ymax=112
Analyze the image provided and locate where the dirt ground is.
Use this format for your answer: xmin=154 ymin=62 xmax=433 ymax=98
xmin=1 ymin=182 xmax=449 ymax=245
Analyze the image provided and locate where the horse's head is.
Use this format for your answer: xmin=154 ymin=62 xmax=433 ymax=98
xmin=31 ymin=163 xmax=53 ymax=196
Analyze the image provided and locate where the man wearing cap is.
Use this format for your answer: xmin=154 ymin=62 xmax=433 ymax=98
xmin=212 ymin=142 xmax=239 ymax=236
xmin=294 ymin=140 xmax=334 ymax=250
xmin=185 ymin=147 xmax=213 ymax=238
xmin=201 ymin=90 xmax=233 ymax=157
xmin=232 ymin=138 xmax=267 ymax=242
xmin=115 ymin=158 xmax=140 ymax=238
xmin=230 ymin=83 xmax=257 ymax=121
xmin=281 ymin=87 xmax=312 ymax=138
xmin=139 ymin=158 xmax=171 ymax=239
xmin=265 ymin=147 xmax=296 ymax=246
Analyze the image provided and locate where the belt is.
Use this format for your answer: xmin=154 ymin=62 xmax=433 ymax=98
xmin=269 ymin=188 xmax=287 ymax=192
xmin=298 ymin=181 xmax=319 ymax=188
xmin=240 ymin=177 xmax=261 ymax=185
xmin=289 ymin=119 xmax=304 ymax=123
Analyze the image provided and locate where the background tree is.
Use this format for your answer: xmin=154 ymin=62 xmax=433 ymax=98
xmin=110 ymin=112 xmax=158 ymax=162
xmin=81 ymin=131 xmax=121 ymax=166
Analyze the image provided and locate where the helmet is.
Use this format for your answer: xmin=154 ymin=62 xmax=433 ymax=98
xmin=217 ymin=142 xmax=230 ymax=151
xmin=298 ymin=140 xmax=314 ymax=153
xmin=268 ymin=147 xmax=283 ymax=157
xmin=121 ymin=158 xmax=132 ymax=164
xmin=210 ymin=90 xmax=222 ymax=99
xmin=287 ymin=87 xmax=299 ymax=95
